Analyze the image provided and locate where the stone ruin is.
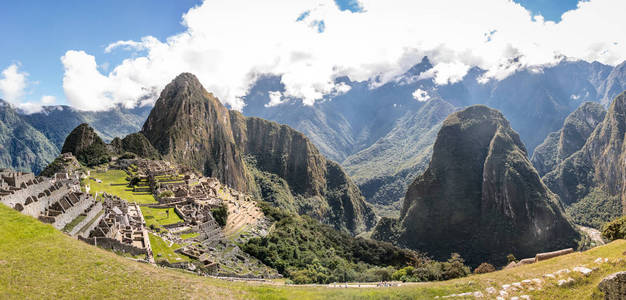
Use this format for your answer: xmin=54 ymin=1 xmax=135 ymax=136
xmin=0 ymin=169 xmax=95 ymax=231
xmin=79 ymin=194 xmax=153 ymax=259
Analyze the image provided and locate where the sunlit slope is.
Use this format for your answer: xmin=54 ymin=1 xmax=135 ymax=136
xmin=0 ymin=203 xmax=624 ymax=299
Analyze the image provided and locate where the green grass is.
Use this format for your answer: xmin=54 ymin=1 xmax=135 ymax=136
xmin=62 ymin=214 xmax=86 ymax=232
xmin=180 ymin=232 xmax=199 ymax=240
xmin=141 ymin=207 xmax=183 ymax=229
xmin=1 ymin=203 xmax=625 ymax=299
xmin=148 ymin=233 xmax=190 ymax=264
xmin=88 ymin=169 xmax=156 ymax=204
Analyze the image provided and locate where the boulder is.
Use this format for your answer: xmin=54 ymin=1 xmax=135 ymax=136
xmin=598 ymin=271 xmax=626 ymax=300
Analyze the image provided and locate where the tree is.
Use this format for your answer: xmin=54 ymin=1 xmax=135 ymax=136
xmin=473 ymin=262 xmax=496 ymax=274
xmin=602 ymin=216 xmax=626 ymax=241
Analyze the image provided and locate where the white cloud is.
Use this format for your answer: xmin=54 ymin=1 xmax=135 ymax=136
xmin=0 ymin=64 xmax=28 ymax=102
xmin=412 ymin=88 xmax=430 ymax=102
xmin=40 ymin=95 xmax=56 ymax=105
xmin=60 ymin=0 xmax=626 ymax=111
xmin=265 ymin=91 xmax=286 ymax=107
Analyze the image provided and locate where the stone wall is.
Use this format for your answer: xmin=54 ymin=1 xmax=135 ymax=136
xmin=22 ymin=184 xmax=71 ymax=218
xmin=78 ymin=210 xmax=105 ymax=239
xmin=69 ymin=202 xmax=103 ymax=236
xmin=51 ymin=195 xmax=95 ymax=230
xmin=79 ymin=236 xmax=148 ymax=256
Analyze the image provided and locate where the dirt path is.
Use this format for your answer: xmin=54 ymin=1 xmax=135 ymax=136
xmin=578 ymin=225 xmax=605 ymax=245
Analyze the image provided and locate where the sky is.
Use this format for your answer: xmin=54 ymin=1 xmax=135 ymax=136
xmin=0 ymin=0 xmax=623 ymax=112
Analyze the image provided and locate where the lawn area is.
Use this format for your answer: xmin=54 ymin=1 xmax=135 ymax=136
xmin=142 ymin=207 xmax=184 ymax=230
xmin=87 ymin=169 xmax=156 ymax=204
xmin=148 ymin=233 xmax=190 ymax=264
xmin=1 ymin=203 xmax=625 ymax=299
xmin=180 ymin=232 xmax=199 ymax=240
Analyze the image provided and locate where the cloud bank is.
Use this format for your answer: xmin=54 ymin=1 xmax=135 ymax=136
xmin=0 ymin=64 xmax=57 ymax=113
xmin=60 ymin=0 xmax=626 ymax=111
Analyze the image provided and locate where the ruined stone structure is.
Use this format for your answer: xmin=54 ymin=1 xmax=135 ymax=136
xmin=80 ymin=194 xmax=152 ymax=258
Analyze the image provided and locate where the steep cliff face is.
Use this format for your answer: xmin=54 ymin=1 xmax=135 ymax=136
xmin=142 ymin=73 xmax=375 ymax=234
xmin=544 ymin=92 xmax=626 ymax=227
xmin=374 ymin=105 xmax=580 ymax=266
xmin=141 ymin=73 xmax=250 ymax=192
xmin=61 ymin=123 xmax=110 ymax=167
xmin=532 ymin=102 xmax=606 ymax=176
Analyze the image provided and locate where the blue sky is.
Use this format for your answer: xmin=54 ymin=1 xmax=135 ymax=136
xmin=0 ymin=0 xmax=200 ymax=105
xmin=0 ymin=0 xmax=614 ymax=108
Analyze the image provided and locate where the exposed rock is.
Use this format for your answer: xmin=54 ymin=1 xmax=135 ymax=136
xmin=373 ymin=105 xmax=580 ymax=266
xmin=598 ymin=271 xmax=626 ymax=300
xmin=142 ymin=73 xmax=375 ymax=234
xmin=544 ymin=91 xmax=626 ymax=227
xmin=531 ymin=102 xmax=606 ymax=176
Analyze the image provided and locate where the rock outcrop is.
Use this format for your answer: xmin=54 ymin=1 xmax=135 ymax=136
xmin=531 ymin=102 xmax=606 ymax=176
xmin=598 ymin=271 xmax=626 ymax=300
xmin=61 ymin=123 xmax=110 ymax=167
xmin=544 ymin=92 xmax=626 ymax=227
xmin=373 ymin=105 xmax=580 ymax=266
xmin=142 ymin=73 xmax=376 ymax=234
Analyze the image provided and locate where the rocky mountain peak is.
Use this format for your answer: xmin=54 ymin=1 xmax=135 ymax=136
xmin=375 ymin=105 xmax=580 ymax=266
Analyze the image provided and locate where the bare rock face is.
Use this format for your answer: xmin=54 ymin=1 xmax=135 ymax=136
xmin=142 ymin=73 xmax=250 ymax=192
xmin=544 ymin=92 xmax=626 ymax=226
xmin=598 ymin=271 xmax=626 ymax=300
xmin=374 ymin=105 xmax=580 ymax=266
xmin=532 ymin=102 xmax=606 ymax=176
xmin=142 ymin=73 xmax=376 ymax=234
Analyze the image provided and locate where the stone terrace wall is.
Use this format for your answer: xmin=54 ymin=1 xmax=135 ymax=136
xmin=51 ymin=195 xmax=95 ymax=230
xmin=69 ymin=201 xmax=103 ymax=236
xmin=78 ymin=210 xmax=106 ymax=239
xmin=22 ymin=184 xmax=71 ymax=218
xmin=80 ymin=236 xmax=148 ymax=256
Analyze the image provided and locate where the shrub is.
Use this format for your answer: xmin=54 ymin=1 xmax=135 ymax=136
xmin=158 ymin=190 xmax=174 ymax=199
xmin=211 ymin=204 xmax=228 ymax=227
xmin=442 ymin=253 xmax=471 ymax=280
xmin=473 ymin=262 xmax=496 ymax=274
xmin=128 ymin=176 xmax=141 ymax=186
xmin=602 ymin=216 xmax=626 ymax=241
xmin=506 ymin=254 xmax=517 ymax=263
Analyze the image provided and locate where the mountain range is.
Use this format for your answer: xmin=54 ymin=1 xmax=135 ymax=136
xmin=2 ymin=57 xmax=626 ymax=219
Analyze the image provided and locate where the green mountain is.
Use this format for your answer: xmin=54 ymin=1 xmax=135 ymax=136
xmin=142 ymin=73 xmax=376 ymax=234
xmin=22 ymin=104 xmax=150 ymax=151
xmin=544 ymin=92 xmax=626 ymax=228
xmin=0 ymin=100 xmax=58 ymax=174
xmin=531 ymin=102 xmax=606 ymax=176
xmin=61 ymin=123 xmax=111 ymax=166
xmin=373 ymin=105 xmax=580 ymax=267
xmin=343 ymin=98 xmax=456 ymax=215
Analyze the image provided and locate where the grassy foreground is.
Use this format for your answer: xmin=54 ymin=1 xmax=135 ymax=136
xmin=0 ymin=203 xmax=625 ymax=299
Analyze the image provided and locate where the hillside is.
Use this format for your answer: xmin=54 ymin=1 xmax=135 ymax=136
xmin=531 ymin=102 xmax=606 ymax=176
xmin=142 ymin=73 xmax=376 ymax=234
xmin=0 ymin=100 xmax=58 ymax=174
xmin=343 ymin=98 xmax=456 ymax=215
xmin=1 ymin=202 xmax=625 ymax=299
xmin=373 ymin=105 xmax=581 ymax=267
xmin=544 ymin=91 xmax=626 ymax=228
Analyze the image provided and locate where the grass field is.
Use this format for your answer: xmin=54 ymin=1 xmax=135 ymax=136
xmin=148 ymin=233 xmax=190 ymax=263
xmin=88 ymin=169 xmax=156 ymax=204
xmin=1 ymin=203 xmax=625 ymax=299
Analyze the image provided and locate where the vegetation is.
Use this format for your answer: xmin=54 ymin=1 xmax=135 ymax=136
xmin=148 ymin=233 xmax=190 ymax=264
xmin=1 ymin=203 xmax=626 ymax=299
xmin=87 ymin=169 xmax=155 ymax=204
xmin=567 ymin=188 xmax=622 ymax=229
xmin=473 ymin=262 xmax=496 ymax=274
xmin=76 ymin=142 xmax=111 ymax=167
xmin=240 ymin=203 xmax=465 ymax=284
xmin=158 ymin=190 xmax=174 ymax=199
xmin=211 ymin=204 xmax=228 ymax=227
xmin=601 ymin=216 xmax=626 ymax=241
xmin=39 ymin=156 xmax=68 ymax=177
